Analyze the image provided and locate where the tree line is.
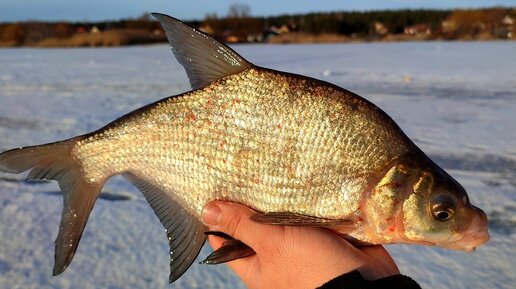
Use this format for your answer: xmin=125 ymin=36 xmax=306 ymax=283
xmin=0 ymin=7 xmax=514 ymax=47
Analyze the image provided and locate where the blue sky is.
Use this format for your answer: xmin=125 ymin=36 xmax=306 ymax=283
xmin=1 ymin=0 xmax=514 ymax=22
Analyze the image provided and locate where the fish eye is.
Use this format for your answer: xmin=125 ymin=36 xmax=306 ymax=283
xmin=432 ymin=207 xmax=454 ymax=221
xmin=431 ymin=193 xmax=456 ymax=222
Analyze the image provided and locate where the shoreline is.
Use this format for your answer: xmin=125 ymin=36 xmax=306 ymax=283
xmin=1 ymin=34 xmax=514 ymax=48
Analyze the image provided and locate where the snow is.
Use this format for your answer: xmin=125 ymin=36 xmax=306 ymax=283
xmin=0 ymin=41 xmax=515 ymax=289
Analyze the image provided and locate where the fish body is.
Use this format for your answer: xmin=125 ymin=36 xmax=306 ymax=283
xmin=78 ymin=67 xmax=409 ymax=224
xmin=0 ymin=14 xmax=489 ymax=283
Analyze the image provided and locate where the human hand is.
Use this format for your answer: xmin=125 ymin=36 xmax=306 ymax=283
xmin=201 ymin=201 xmax=400 ymax=289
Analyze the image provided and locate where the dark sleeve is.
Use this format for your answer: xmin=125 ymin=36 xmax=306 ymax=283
xmin=317 ymin=270 xmax=422 ymax=289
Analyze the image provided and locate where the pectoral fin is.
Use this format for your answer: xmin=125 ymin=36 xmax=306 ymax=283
xmin=200 ymin=237 xmax=255 ymax=265
xmin=250 ymin=212 xmax=358 ymax=233
xmin=204 ymin=231 xmax=234 ymax=240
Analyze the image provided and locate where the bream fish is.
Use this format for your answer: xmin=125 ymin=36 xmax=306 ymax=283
xmin=0 ymin=13 xmax=489 ymax=283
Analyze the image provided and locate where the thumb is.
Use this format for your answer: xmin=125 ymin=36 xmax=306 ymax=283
xmin=201 ymin=201 xmax=271 ymax=286
xmin=201 ymin=201 xmax=279 ymax=250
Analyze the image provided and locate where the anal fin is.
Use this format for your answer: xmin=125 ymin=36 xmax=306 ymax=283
xmin=123 ymin=173 xmax=206 ymax=283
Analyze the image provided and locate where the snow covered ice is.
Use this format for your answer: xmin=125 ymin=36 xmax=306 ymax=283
xmin=0 ymin=41 xmax=515 ymax=289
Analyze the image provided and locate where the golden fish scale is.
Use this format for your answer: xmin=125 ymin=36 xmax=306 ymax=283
xmin=74 ymin=68 xmax=411 ymax=220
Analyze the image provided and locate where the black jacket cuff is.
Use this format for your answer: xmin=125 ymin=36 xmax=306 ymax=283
xmin=317 ymin=270 xmax=422 ymax=289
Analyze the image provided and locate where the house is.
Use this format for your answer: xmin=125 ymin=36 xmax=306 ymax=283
xmin=404 ymin=24 xmax=431 ymax=35
xmin=501 ymin=15 xmax=514 ymax=38
xmin=373 ymin=21 xmax=388 ymax=36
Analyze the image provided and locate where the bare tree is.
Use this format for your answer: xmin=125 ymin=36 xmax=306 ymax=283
xmin=228 ymin=3 xmax=251 ymax=18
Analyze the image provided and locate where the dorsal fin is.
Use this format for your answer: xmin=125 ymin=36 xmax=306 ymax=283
xmin=152 ymin=13 xmax=253 ymax=90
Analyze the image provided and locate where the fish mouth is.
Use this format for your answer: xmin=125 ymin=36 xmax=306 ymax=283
xmin=443 ymin=207 xmax=490 ymax=252
xmin=443 ymin=230 xmax=489 ymax=252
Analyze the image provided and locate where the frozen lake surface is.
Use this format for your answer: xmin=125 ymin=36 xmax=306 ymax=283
xmin=0 ymin=41 xmax=515 ymax=289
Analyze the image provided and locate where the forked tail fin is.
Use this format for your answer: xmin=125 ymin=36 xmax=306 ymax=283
xmin=0 ymin=139 xmax=104 ymax=275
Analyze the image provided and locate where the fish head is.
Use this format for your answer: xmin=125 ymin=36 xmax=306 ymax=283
xmin=396 ymin=156 xmax=490 ymax=251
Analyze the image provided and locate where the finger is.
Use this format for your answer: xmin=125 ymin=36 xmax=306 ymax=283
xmin=202 ymin=201 xmax=279 ymax=284
xmin=206 ymin=234 xmax=225 ymax=251
xmin=360 ymin=245 xmax=400 ymax=277
xmin=361 ymin=245 xmax=390 ymax=259
xmin=201 ymin=201 xmax=281 ymax=250
xmin=362 ymin=245 xmax=398 ymax=269
xmin=206 ymin=234 xmax=261 ymax=286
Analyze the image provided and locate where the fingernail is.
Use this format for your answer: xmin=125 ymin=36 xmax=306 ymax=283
xmin=202 ymin=203 xmax=222 ymax=226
